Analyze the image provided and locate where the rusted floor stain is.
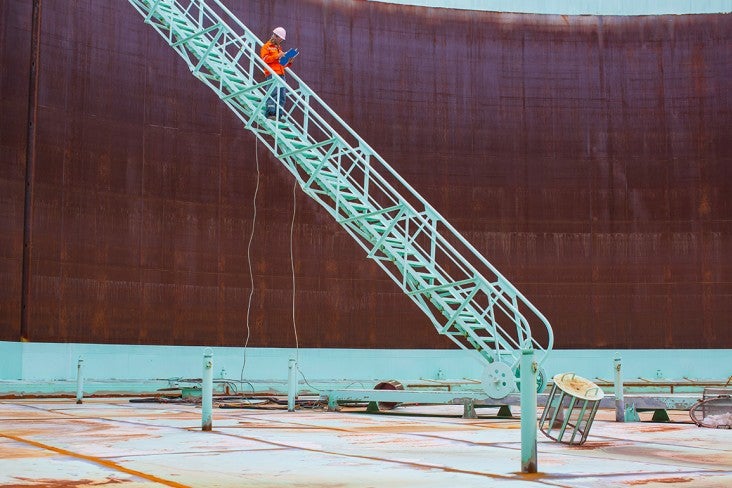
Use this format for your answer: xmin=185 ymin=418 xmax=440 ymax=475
xmin=0 ymin=442 xmax=55 ymax=460
xmin=8 ymin=476 xmax=127 ymax=487
xmin=604 ymin=445 xmax=732 ymax=468
xmin=0 ymin=432 xmax=189 ymax=488
xmin=2 ymin=400 xmax=730 ymax=487
xmin=625 ymin=477 xmax=695 ymax=485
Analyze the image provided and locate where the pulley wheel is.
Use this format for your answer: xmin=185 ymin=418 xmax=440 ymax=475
xmin=373 ymin=380 xmax=404 ymax=410
xmin=481 ymin=362 xmax=516 ymax=399
xmin=515 ymin=365 xmax=548 ymax=393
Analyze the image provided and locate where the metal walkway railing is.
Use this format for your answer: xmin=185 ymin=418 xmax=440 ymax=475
xmin=128 ymin=0 xmax=553 ymax=395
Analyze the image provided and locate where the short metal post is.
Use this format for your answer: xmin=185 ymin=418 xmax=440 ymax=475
xmin=287 ymin=357 xmax=297 ymax=412
xmin=75 ymin=357 xmax=84 ymax=404
xmin=202 ymin=348 xmax=213 ymax=431
xmin=521 ymin=348 xmax=538 ymax=473
xmin=463 ymin=401 xmax=477 ymax=419
xmin=614 ymin=353 xmax=625 ymax=422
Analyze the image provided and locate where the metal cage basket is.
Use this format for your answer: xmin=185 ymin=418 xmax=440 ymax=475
xmin=539 ymin=373 xmax=605 ymax=445
xmin=689 ymin=388 xmax=732 ymax=428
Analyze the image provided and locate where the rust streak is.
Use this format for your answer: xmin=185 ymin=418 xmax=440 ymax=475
xmin=0 ymin=432 xmax=190 ymax=488
xmin=626 ymin=477 xmax=695 ymax=485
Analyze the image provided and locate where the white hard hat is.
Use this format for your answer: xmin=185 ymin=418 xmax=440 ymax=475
xmin=272 ymin=27 xmax=286 ymax=40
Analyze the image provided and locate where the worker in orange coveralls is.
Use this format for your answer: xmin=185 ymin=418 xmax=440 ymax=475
xmin=260 ymin=27 xmax=293 ymax=119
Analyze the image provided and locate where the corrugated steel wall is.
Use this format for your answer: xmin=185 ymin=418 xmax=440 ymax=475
xmin=1 ymin=0 xmax=729 ymax=348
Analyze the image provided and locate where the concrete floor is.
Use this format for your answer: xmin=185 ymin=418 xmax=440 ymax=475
xmin=0 ymin=398 xmax=730 ymax=487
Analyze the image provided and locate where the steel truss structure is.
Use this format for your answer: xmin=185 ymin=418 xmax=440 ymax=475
xmin=128 ymin=0 xmax=553 ymax=396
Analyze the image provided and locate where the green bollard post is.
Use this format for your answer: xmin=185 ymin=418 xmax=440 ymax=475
xmin=521 ymin=348 xmax=538 ymax=473
xmin=202 ymin=348 xmax=213 ymax=431
xmin=287 ymin=358 xmax=297 ymax=412
xmin=614 ymin=353 xmax=625 ymax=422
xmin=75 ymin=357 xmax=84 ymax=405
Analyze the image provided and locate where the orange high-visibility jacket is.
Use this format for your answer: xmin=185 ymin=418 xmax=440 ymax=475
xmin=260 ymin=41 xmax=290 ymax=76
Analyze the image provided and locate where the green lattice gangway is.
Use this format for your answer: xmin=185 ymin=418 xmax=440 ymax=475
xmin=128 ymin=0 xmax=554 ymax=396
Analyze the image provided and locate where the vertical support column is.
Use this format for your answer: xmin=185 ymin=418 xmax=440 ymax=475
xmin=287 ymin=357 xmax=297 ymax=412
xmin=521 ymin=348 xmax=538 ymax=474
xmin=75 ymin=356 xmax=84 ymax=404
xmin=202 ymin=348 xmax=213 ymax=431
xmin=614 ymin=352 xmax=625 ymax=422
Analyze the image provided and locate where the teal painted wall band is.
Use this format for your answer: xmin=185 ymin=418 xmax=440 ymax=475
xmin=1 ymin=342 xmax=730 ymax=384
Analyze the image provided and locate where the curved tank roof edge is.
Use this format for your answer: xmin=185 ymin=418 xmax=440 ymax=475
xmin=366 ymin=0 xmax=732 ymax=15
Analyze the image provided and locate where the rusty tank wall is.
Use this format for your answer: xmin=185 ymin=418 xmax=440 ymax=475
xmin=0 ymin=0 xmax=729 ymax=348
